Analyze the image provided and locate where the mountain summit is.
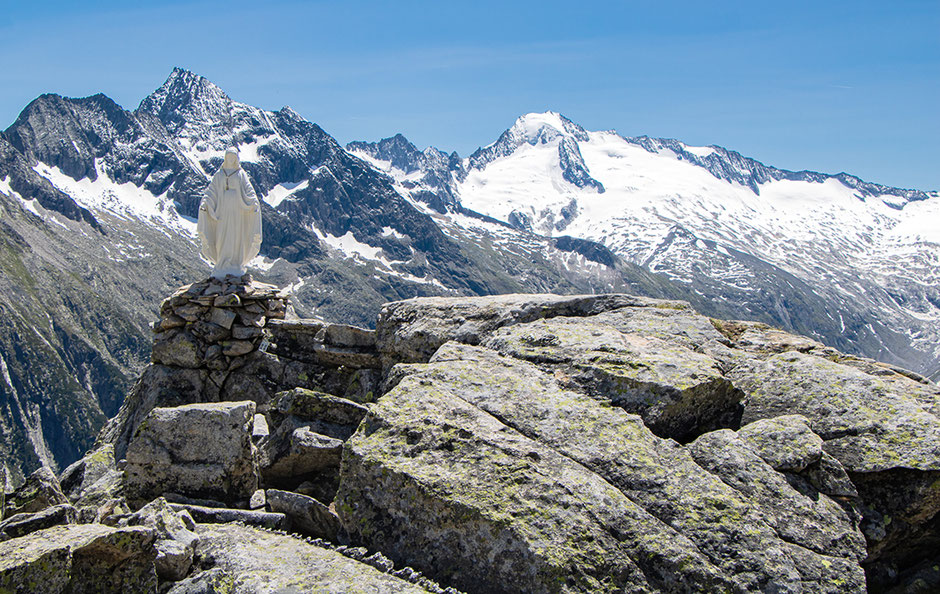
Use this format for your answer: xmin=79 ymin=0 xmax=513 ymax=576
xmin=138 ymin=67 xmax=236 ymax=135
xmin=350 ymin=111 xmax=940 ymax=382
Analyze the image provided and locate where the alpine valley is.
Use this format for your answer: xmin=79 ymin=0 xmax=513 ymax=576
xmin=0 ymin=68 xmax=936 ymax=487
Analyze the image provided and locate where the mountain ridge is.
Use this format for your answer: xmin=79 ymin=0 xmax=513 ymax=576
xmin=347 ymin=110 xmax=940 ymax=381
xmin=0 ymin=69 xmax=692 ymax=484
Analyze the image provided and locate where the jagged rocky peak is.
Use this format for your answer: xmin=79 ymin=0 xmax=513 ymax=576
xmin=345 ymin=133 xmax=466 ymax=213
xmin=468 ymin=110 xmax=588 ymax=167
xmin=3 ymin=91 xmax=142 ymax=184
xmin=346 ymin=133 xmax=425 ymax=174
xmin=346 ymin=133 xmax=463 ymax=178
xmin=137 ymin=67 xmax=236 ymax=134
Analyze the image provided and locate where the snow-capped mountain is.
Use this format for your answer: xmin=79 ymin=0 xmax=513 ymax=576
xmin=1 ymin=68 xmax=935 ymax=485
xmin=349 ymin=111 xmax=940 ymax=381
xmin=0 ymin=71 xmax=686 ymax=483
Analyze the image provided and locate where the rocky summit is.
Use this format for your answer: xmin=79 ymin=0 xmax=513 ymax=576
xmin=1 ymin=286 xmax=938 ymax=593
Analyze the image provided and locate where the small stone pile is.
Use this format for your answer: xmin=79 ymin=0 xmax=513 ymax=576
xmin=152 ymin=275 xmax=287 ymax=371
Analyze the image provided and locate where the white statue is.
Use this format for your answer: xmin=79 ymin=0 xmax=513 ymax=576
xmin=197 ymin=148 xmax=262 ymax=279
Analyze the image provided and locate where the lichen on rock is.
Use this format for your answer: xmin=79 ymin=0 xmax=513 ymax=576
xmin=9 ymin=290 xmax=937 ymax=593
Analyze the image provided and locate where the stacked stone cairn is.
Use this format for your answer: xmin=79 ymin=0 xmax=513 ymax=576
xmin=152 ymin=274 xmax=287 ymax=371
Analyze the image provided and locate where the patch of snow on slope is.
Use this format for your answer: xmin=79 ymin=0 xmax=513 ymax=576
xmin=32 ymin=161 xmax=196 ymax=236
xmin=382 ymin=226 xmax=408 ymax=239
xmin=346 ymin=150 xmax=424 ymax=183
xmin=237 ymin=134 xmax=278 ymax=163
xmin=461 ymin=141 xmax=576 ymax=225
xmin=682 ymin=144 xmax=715 ymax=158
xmin=0 ymin=176 xmax=40 ymax=217
xmin=310 ymin=224 xmax=449 ymax=289
xmin=313 ymin=229 xmax=384 ymax=261
xmin=248 ymin=255 xmax=280 ymax=272
xmin=0 ymin=175 xmax=69 ymax=230
xmin=282 ymin=276 xmax=306 ymax=295
xmin=346 ymin=150 xmax=390 ymax=172
xmin=264 ymin=180 xmax=309 ymax=208
xmin=0 ymin=176 xmax=14 ymax=197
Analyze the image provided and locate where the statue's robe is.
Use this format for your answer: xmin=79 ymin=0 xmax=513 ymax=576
xmin=197 ymin=167 xmax=262 ymax=278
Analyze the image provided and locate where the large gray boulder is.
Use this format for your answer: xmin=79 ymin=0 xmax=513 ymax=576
xmin=125 ymin=402 xmax=259 ymax=506
xmin=730 ymin=350 xmax=940 ymax=586
xmin=485 ymin=317 xmax=743 ymax=441
xmin=339 ymin=342 xmax=866 ymax=593
xmin=98 ymin=365 xmax=216 ymax=460
xmin=0 ymin=524 xmax=156 ymax=593
xmin=340 ymin=354 xmax=741 ymax=592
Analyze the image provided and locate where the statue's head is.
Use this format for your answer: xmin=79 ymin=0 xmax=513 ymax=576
xmin=222 ymin=148 xmax=240 ymax=170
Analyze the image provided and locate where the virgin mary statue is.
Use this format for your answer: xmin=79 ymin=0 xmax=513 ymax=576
xmin=197 ymin=148 xmax=263 ymax=279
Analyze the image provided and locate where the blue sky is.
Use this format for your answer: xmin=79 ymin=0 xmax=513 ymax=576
xmin=1 ymin=0 xmax=937 ymax=189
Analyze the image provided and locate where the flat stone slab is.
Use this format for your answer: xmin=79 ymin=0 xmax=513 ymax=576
xmin=376 ymin=292 xmax=689 ymax=364
xmin=168 ymin=503 xmax=287 ymax=531
xmin=485 ymin=317 xmax=743 ymax=441
xmin=192 ymin=523 xmax=426 ymax=592
xmin=0 ymin=503 xmax=77 ymax=541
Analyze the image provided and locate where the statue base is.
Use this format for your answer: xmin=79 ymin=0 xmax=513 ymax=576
xmin=151 ymin=276 xmax=288 ymax=371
